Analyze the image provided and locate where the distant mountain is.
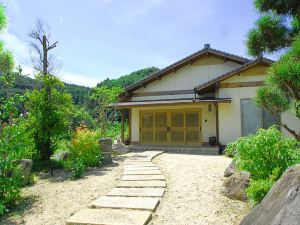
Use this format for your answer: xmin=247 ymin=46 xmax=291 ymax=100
xmin=0 ymin=75 xmax=91 ymax=106
xmin=97 ymin=67 xmax=160 ymax=88
xmin=0 ymin=66 xmax=160 ymax=106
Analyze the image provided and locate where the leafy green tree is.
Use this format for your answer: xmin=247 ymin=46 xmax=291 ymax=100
xmin=256 ymin=34 xmax=300 ymax=140
xmin=246 ymin=0 xmax=300 ymax=56
xmin=0 ymin=4 xmax=35 ymax=215
xmin=247 ymin=1 xmax=300 ymax=140
xmin=26 ymin=20 xmax=74 ymax=162
xmin=26 ymin=75 xmax=73 ymax=162
xmin=91 ymin=86 xmax=123 ymax=136
xmin=71 ymin=105 xmax=96 ymax=130
xmin=0 ymin=4 xmax=17 ymax=129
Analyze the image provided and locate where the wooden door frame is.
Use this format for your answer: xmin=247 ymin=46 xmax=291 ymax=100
xmin=139 ymin=109 xmax=202 ymax=145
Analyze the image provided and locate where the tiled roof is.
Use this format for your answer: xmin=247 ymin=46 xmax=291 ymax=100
xmin=194 ymin=57 xmax=273 ymax=93
xmin=121 ymin=44 xmax=250 ymax=95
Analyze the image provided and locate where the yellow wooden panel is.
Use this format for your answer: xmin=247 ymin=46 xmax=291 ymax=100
xmin=140 ymin=109 xmax=202 ymax=145
xmin=155 ymin=112 xmax=168 ymax=142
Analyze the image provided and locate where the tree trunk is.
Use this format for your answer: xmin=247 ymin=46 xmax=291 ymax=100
xmin=279 ymin=120 xmax=300 ymax=141
xmin=42 ymin=35 xmax=47 ymax=76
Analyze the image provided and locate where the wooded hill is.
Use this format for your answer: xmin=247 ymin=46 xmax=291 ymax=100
xmin=0 ymin=67 xmax=160 ymax=105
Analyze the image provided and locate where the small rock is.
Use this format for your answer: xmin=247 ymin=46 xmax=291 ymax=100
xmin=17 ymin=159 xmax=33 ymax=186
xmin=221 ymin=171 xmax=250 ymax=202
xmin=112 ymin=142 xmax=129 ymax=154
xmin=53 ymin=151 xmax=69 ymax=161
xmin=224 ymin=161 xmax=236 ymax=177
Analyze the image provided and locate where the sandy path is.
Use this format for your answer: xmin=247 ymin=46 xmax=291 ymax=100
xmin=2 ymin=157 xmax=124 ymax=225
xmin=150 ymin=153 xmax=250 ymax=225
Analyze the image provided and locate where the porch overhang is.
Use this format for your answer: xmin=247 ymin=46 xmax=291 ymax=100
xmin=107 ymin=98 xmax=231 ymax=108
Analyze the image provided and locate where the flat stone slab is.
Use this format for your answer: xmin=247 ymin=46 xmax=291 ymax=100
xmin=124 ymin=166 xmax=159 ymax=171
xmin=124 ymin=160 xmax=152 ymax=163
xmin=124 ymin=165 xmax=157 ymax=169
xmin=66 ymin=208 xmax=152 ymax=225
xmin=107 ymin=188 xmax=165 ymax=197
xmin=124 ymin=163 xmax=156 ymax=167
xmin=117 ymin=180 xmax=167 ymax=188
xmin=122 ymin=175 xmax=165 ymax=181
xmin=91 ymin=196 xmax=160 ymax=211
xmin=124 ymin=170 xmax=162 ymax=175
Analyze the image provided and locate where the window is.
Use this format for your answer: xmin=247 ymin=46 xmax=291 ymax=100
xmin=241 ymin=99 xmax=277 ymax=136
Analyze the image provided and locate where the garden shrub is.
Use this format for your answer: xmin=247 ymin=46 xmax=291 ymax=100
xmin=233 ymin=126 xmax=300 ymax=180
xmin=246 ymin=179 xmax=274 ymax=205
xmin=104 ymin=121 xmax=129 ymax=141
xmin=225 ymin=138 xmax=245 ymax=158
xmin=66 ymin=126 xmax=102 ymax=178
xmin=0 ymin=119 xmax=35 ymax=215
xmin=70 ymin=105 xmax=96 ymax=131
xmin=228 ymin=126 xmax=300 ymax=204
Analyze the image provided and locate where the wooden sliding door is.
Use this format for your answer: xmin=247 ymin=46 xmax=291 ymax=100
xmin=140 ymin=109 xmax=202 ymax=145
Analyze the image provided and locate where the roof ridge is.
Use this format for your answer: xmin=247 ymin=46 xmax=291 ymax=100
xmin=122 ymin=46 xmax=252 ymax=94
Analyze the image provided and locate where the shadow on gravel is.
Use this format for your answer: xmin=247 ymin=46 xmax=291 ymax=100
xmin=1 ymin=195 xmax=38 ymax=225
xmin=47 ymin=159 xmax=122 ymax=183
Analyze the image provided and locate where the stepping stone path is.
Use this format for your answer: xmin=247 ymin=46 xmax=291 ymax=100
xmin=66 ymin=151 xmax=165 ymax=225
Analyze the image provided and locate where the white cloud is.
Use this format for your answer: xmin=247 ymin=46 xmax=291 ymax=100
xmin=0 ymin=31 xmax=99 ymax=87
xmin=0 ymin=31 xmax=36 ymax=77
xmin=59 ymin=72 xmax=100 ymax=87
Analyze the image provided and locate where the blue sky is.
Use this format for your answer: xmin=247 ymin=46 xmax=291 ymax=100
xmin=1 ymin=0 xmax=260 ymax=87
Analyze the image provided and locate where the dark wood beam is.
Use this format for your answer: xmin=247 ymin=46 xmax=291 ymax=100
xmin=219 ymin=81 xmax=264 ymax=88
xmin=131 ymin=89 xmax=195 ymax=97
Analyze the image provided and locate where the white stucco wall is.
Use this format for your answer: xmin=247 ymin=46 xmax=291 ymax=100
xmin=130 ymin=104 xmax=217 ymax=144
xmin=131 ymin=56 xmax=240 ymax=101
xmin=218 ymin=64 xmax=299 ymax=144
xmin=218 ymin=87 xmax=259 ymax=144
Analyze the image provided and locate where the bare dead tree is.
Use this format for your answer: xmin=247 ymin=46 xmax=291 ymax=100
xmin=28 ymin=19 xmax=60 ymax=76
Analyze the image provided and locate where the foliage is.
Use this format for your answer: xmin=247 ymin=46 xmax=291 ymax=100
xmin=104 ymin=121 xmax=129 ymax=141
xmin=97 ymin=67 xmax=160 ymax=88
xmin=233 ymin=126 xmax=300 ymax=180
xmin=91 ymin=86 xmax=123 ymax=136
xmin=247 ymin=0 xmax=300 ymax=56
xmin=0 ymin=75 xmax=92 ymax=107
xmin=0 ymin=4 xmax=7 ymax=31
xmin=246 ymin=14 xmax=291 ymax=56
xmin=0 ymin=119 xmax=35 ymax=215
xmin=0 ymin=67 xmax=158 ymax=108
xmin=65 ymin=126 xmax=102 ymax=178
xmin=70 ymin=105 xmax=96 ymax=130
xmin=225 ymin=140 xmax=241 ymax=158
xmin=246 ymin=179 xmax=275 ymax=205
xmin=0 ymin=119 xmax=35 ymax=159
xmin=228 ymin=126 xmax=300 ymax=204
xmin=67 ymin=159 xmax=85 ymax=179
xmin=256 ymin=34 xmax=300 ymax=140
xmin=26 ymin=75 xmax=73 ymax=162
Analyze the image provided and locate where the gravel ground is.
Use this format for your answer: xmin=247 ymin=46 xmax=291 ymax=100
xmin=2 ymin=157 xmax=124 ymax=225
xmin=150 ymin=153 xmax=250 ymax=225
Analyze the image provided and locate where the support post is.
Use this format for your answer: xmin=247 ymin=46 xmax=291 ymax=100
xmin=128 ymin=109 xmax=131 ymax=144
xmin=121 ymin=110 xmax=125 ymax=143
xmin=215 ymin=103 xmax=219 ymax=145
